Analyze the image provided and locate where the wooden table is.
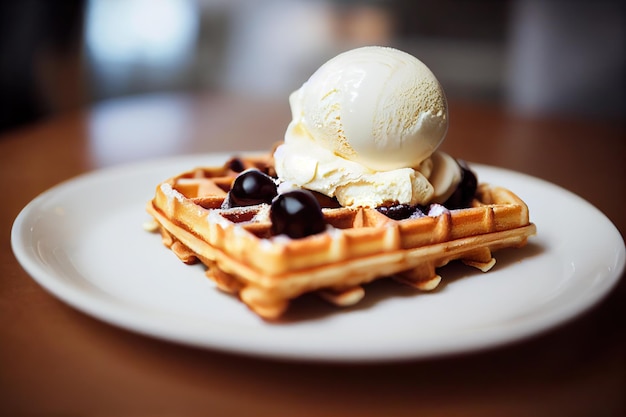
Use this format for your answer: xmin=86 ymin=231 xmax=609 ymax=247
xmin=1 ymin=93 xmax=624 ymax=416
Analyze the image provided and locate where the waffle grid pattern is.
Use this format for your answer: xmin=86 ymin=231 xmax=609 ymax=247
xmin=146 ymin=155 xmax=536 ymax=319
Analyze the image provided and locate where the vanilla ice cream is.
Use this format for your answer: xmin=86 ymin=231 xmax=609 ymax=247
xmin=274 ymin=46 xmax=461 ymax=208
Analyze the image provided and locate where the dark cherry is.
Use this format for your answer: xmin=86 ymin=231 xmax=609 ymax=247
xmin=270 ymin=190 xmax=326 ymax=238
xmin=377 ymin=204 xmax=423 ymax=220
xmin=377 ymin=204 xmax=426 ymax=220
xmin=226 ymin=157 xmax=245 ymax=173
xmin=224 ymin=169 xmax=278 ymax=208
xmin=443 ymin=159 xmax=478 ymax=209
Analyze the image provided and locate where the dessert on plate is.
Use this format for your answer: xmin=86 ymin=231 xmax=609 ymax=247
xmin=146 ymin=46 xmax=536 ymax=320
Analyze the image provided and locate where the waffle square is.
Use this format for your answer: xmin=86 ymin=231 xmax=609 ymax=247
xmin=146 ymin=154 xmax=536 ymax=319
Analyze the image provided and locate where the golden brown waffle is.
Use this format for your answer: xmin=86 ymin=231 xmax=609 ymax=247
xmin=146 ymin=154 xmax=536 ymax=320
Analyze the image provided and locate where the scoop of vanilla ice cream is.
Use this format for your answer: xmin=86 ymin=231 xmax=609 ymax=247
xmin=273 ymin=135 xmax=435 ymax=207
xmin=274 ymin=46 xmax=460 ymax=208
xmin=288 ymin=46 xmax=448 ymax=171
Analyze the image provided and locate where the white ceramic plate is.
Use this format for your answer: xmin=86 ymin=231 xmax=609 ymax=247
xmin=11 ymin=153 xmax=625 ymax=362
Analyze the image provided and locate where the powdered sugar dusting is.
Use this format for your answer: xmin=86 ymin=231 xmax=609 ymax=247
xmin=428 ymin=203 xmax=449 ymax=217
xmin=160 ymin=182 xmax=184 ymax=203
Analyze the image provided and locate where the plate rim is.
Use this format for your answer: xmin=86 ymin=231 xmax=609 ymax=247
xmin=10 ymin=153 xmax=626 ymax=362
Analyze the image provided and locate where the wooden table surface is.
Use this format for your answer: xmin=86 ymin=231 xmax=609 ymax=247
xmin=1 ymin=93 xmax=624 ymax=416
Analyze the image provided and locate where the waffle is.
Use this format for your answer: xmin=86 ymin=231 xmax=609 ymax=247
xmin=146 ymin=154 xmax=536 ymax=320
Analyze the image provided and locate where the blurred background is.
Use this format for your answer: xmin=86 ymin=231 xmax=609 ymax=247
xmin=0 ymin=0 xmax=624 ymax=133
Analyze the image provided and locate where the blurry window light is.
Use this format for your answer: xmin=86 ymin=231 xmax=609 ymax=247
xmin=85 ymin=0 xmax=199 ymax=68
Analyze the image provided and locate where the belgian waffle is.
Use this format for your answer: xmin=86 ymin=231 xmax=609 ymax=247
xmin=146 ymin=154 xmax=536 ymax=320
